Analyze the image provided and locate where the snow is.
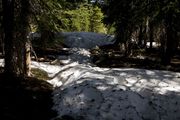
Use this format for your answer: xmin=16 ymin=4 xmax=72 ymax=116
xmin=1 ymin=32 xmax=180 ymax=120
xmin=49 ymin=67 xmax=180 ymax=120
xmin=31 ymin=32 xmax=180 ymax=120
xmin=0 ymin=59 xmax=4 ymax=66
xmin=146 ymin=42 xmax=159 ymax=48
xmin=56 ymin=32 xmax=115 ymax=49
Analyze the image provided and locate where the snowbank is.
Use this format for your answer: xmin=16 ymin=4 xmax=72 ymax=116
xmin=30 ymin=32 xmax=115 ymax=49
xmin=56 ymin=32 xmax=115 ymax=48
xmin=2 ymin=31 xmax=180 ymax=120
xmin=32 ymin=61 xmax=180 ymax=120
xmin=46 ymin=32 xmax=180 ymax=120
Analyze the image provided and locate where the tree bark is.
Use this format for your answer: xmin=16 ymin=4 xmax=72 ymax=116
xmin=3 ymin=0 xmax=31 ymax=76
xmin=2 ymin=0 xmax=16 ymax=76
xmin=143 ymin=17 xmax=149 ymax=48
xmin=161 ymin=11 xmax=176 ymax=65
xmin=160 ymin=25 xmax=166 ymax=62
xmin=20 ymin=0 xmax=31 ymax=76
xmin=149 ymin=21 xmax=154 ymax=51
xmin=162 ymin=26 xmax=173 ymax=65
xmin=138 ymin=24 xmax=143 ymax=47
xmin=0 ymin=31 xmax=4 ymax=55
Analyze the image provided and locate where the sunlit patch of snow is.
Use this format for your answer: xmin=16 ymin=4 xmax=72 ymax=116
xmin=49 ymin=77 xmax=63 ymax=87
xmin=29 ymin=38 xmax=180 ymax=119
xmin=0 ymin=59 xmax=4 ymax=67
xmin=126 ymin=77 xmax=139 ymax=84
xmin=34 ymin=59 xmax=180 ymax=120
xmin=146 ymin=42 xmax=159 ymax=48
xmin=134 ymin=55 xmax=145 ymax=59
xmin=146 ymin=70 xmax=155 ymax=75
xmin=68 ymin=48 xmax=92 ymax=64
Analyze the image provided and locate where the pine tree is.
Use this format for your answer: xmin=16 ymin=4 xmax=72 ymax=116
xmin=90 ymin=6 xmax=106 ymax=33
xmin=2 ymin=0 xmax=31 ymax=76
xmin=2 ymin=0 xmax=16 ymax=76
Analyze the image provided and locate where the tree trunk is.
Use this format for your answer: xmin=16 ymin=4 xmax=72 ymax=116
xmin=160 ymin=24 xmax=166 ymax=62
xmin=24 ymin=40 xmax=31 ymax=76
xmin=138 ymin=24 xmax=143 ymax=47
xmin=0 ymin=31 xmax=4 ymax=55
xmin=20 ymin=0 xmax=31 ymax=76
xmin=149 ymin=21 xmax=154 ymax=51
xmin=143 ymin=17 xmax=149 ymax=48
xmin=162 ymin=26 xmax=173 ymax=65
xmin=161 ymin=11 xmax=175 ymax=65
xmin=2 ymin=0 xmax=17 ymax=76
xmin=3 ymin=0 xmax=31 ymax=76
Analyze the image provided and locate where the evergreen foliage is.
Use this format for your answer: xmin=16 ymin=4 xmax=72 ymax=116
xmin=90 ymin=6 xmax=106 ymax=33
xmin=61 ymin=4 xmax=91 ymax=32
xmin=105 ymin=0 xmax=180 ymax=64
xmin=1 ymin=0 xmax=180 ymax=78
xmin=61 ymin=4 xmax=106 ymax=33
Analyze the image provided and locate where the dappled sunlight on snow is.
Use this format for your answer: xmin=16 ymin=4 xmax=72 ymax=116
xmin=2 ymin=31 xmax=180 ymax=120
xmin=48 ymin=31 xmax=180 ymax=119
xmin=31 ymin=60 xmax=180 ymax=120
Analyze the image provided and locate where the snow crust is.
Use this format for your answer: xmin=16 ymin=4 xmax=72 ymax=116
xmin=32 ymin=60 xmax=180 ymax=120
xmin=1 ymin=32 xmax=180 ymax=120
xmin=31 ymin=32 xmax=180 ymax=120
xmin=57 ymin=32 xmax=115 ymax=49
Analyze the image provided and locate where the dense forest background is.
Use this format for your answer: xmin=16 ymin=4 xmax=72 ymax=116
xmin=0 ymin=0 xmax=180 ymax=77
xmin=0 ymin=0 xmax=108 ymax=77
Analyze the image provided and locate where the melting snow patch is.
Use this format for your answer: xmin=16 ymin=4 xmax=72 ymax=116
xmin=36 ymin=60 xmax=180 ymax=120
xmin=1 ymin=32 xmax=180 ymax=120
xmin=4 ymin=31 xmax=180 ymax=120
xmin=60 ymin=32 xmax=115 ymax=49
xmin=0 ymin=59 xmax=4 ymax=67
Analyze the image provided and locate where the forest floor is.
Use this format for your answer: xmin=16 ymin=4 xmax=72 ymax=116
xmin=34 ymin=46 xmax=180 ymax=72
xmin=0 ymin=71 xmax=57 ymax=120
xmin=91 ymin=46 xmax=180 ymax=72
